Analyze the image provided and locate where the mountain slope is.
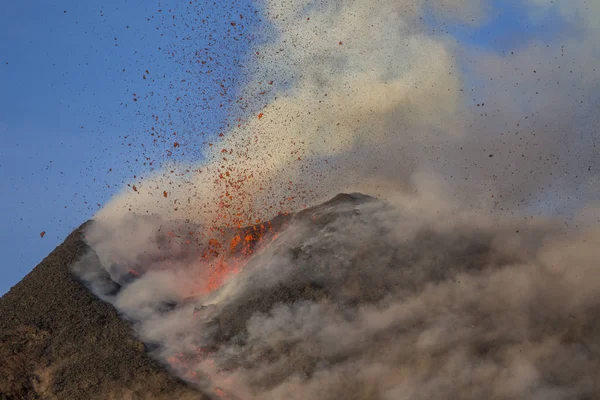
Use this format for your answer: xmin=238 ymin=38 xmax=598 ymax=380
xmin=0 ymin=222 xmax=204 ymax=400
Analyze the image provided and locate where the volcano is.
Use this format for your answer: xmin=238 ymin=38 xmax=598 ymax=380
xmin=3 ymin=193 xmax=600 ymax=400
xmin=0 ymin=194 xmax=363 ymax=399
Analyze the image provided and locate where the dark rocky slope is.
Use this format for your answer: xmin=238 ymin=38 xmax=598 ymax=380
xmin=0 ymin=222 xmax=204 ymax=400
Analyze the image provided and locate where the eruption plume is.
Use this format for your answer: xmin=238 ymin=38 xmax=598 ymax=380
xmin=77 ymin=0 xmax=600 ymax=398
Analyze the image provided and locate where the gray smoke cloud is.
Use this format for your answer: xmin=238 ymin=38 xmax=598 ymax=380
xmin=77 ymin=193 xmax=600 ymax=399
xmin=75 ymin=0 xmax=600 ymax=398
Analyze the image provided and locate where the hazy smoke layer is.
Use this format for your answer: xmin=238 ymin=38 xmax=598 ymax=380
xmin=80 ymin=0 xmax=600 ymax=398
xmin=78 ymin=194 xmax=600 ymax=399
xmin=96 ymin=0 xmax=600 ymax=225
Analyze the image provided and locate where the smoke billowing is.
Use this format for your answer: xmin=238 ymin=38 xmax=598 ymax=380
xmin=78 ymin=193 xmax=600 ymax=399
xmin=76 ymin=0 xmax=600 ymax=399
xmin=96 ymin=0 xmax=600 ymax=224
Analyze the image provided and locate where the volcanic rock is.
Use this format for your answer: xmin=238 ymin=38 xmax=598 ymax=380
xmin=0 ymin=222 xmax=204 ymax=400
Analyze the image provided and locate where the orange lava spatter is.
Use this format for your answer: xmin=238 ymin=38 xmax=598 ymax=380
xmin=198 ymin=219 xmax=283 ymax=294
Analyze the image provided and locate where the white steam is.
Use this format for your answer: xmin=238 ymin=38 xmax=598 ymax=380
xmin=96 ymin=0 xmax=599 ymax=225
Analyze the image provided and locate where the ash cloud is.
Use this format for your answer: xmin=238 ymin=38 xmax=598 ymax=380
xmin=78 ymin=194 xmax=600 ymax=399
xmin=96 ymin=0 xmax=599 ymax=224
xmin=76 ymin=0 xmax=600 ymax=398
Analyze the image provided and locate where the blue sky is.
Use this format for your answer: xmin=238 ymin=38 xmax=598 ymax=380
xmin=425 ymin=0 xmax=571 ymax=52
xmin=0 ymin=0 xmax=262 ymax=294
xmin=0 ymin=0 xmax=572 ymax=295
